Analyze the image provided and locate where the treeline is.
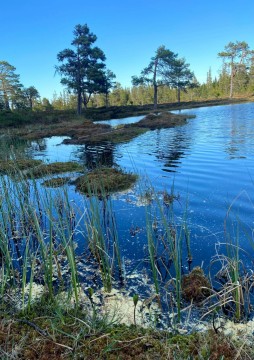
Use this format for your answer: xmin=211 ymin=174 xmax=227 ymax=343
xmin=1 ymin=24 xmax=254 ymax=113
xmin=51 ymin=65 xmax=254 ymax=110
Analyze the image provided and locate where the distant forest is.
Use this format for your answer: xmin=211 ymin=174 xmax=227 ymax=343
xmin=1 ymin=24 xmax=254 ymax=113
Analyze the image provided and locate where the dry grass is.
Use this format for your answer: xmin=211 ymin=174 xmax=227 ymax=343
xmin=182 ymin=267 xmax=212 ymax=303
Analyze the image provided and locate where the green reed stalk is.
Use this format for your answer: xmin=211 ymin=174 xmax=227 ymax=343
xmin=226 ymin=229 xmax=241 ymax=320
xmin=145 ymin=209 xmax=160 ymax=297
xmin=147 ymin=182 xmax=184 ymax=322
xmin=83 ymin=177 xmax=113 ymax=292
xmin=86 ymin=194 xmax=112 ymax=292
xmin=54 ymin=191 xmax=80 ymax=303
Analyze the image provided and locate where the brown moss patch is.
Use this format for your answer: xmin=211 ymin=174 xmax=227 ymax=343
xmin=42 ymin=177 xmax=71 ymax=188
xmin=26 ymin=161 xmax=83 ymax=179
xmin=182 ymin=267 xmax=211 ymax=303
xmin=0 ymin=159 xmax=43 ymax=175
xmin=75 ymin=167 xmax=138 ymax=195
xmin=62 ymin=125 xmax=148 ymax=145
xmin=131 ymin=111 xmax=194 ymax=130
xmin=1 ymin=318 xmax=250 ymax=360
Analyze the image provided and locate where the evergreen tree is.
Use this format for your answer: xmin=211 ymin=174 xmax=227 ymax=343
xmin=23 ymin=86 xmax=40 ymax=109
xmin=218 ymin=41 xmax=254 ymax=98
xmin=167 ymin=58 xmax=195 ymax=103
xmin=132 ymin=46 xmax=177 ymax=109
xmin=56 ymin=24 xmax=106 ymax=114
xmin=100 ymin=69 xmax=116 ymax=107
xmin=0 ymin=61 xmax=21 ymax=110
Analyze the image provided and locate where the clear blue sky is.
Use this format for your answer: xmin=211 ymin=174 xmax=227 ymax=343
xmin=1 ymin=0 xmax=253 ymax=100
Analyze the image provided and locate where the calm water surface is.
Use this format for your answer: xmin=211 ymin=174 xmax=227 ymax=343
xmin=28 ymin=102 xmax=254 ymax=270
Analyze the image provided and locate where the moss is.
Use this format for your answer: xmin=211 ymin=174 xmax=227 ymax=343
xmin=26 ymin=161 xmax=83 ymax=178
xmin=87 ymin=126 xmax=148 ymax=144
xmin=75 ymin=167 xmax=138 ymax=195
xmin=182 ymin=267 xmax=212 ymax=303
xmin=0 ymin=159 xmax=43 ymax=174
xmin=130 ymin=111 xmax=194 ymax=130
xmin=42 ymin=176 xmax=71 ymax=187
xmin=1 ymin=297 xmax=253 ymax=360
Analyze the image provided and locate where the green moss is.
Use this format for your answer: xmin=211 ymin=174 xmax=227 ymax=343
xmin=26 ymin=161 xmax=83 ymax=178
xmin=75 ymin=167 xmax=138 ymax=195
xmin=1 ymin=296 xmax=253 ymax=360
xmin=0 ymin=159 xmax=43 ymax=174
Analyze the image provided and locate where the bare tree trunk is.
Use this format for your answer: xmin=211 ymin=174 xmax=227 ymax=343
xmin=177 ymin=87 xmax=181 ymax=103
xmin=77 ymin=90 xmax=82 ymax=115
xmin=230 ymin=62 xmax=234 ymax=98
xmin=153 ymin=84 xmax=158 ymax=109
xmin=153 ymin=59 xmax=158 ymax=110
xmin=3 ymin=90 xmax=10 ymax=110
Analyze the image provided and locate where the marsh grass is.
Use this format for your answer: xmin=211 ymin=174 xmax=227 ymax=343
xmin=75 ymin=167 xmax=138 ymax=195
xmin=0 ymin=159 xmax=43 ymax=174
xmin=42 ymin=177 xmax=71 ymax=188
xmin=0 ymin=170 xmax=81 ymax=308
xmin=1 ymin=147 xmax=254 ymax=360
xmin=26 ymin=161 xmax=84 ymax=178
xmin=84 ymin=179 xmax=124 ymax=292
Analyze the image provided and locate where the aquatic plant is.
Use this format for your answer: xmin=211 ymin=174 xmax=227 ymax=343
xmin=74 ymin=167 xmax=138 ymax=195
xmin=182 ymin=267 xmax=211 ymax=303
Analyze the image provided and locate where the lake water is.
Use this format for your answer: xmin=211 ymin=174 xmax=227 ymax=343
xmin=26 ymin=102 xmax=254 ymax=275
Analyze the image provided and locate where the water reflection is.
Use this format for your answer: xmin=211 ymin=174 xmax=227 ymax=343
xmin=29 ymin=139 xmax=47 ymax=152
xmin=152 ymin=128 xmax=192 ymax=172
xmin=74 ymin=142 xmax=115 ymax=169
xmin=0 ymin=136 xmax=32 ymax=160
xmin=224 ymin=108 xmax=254 ymax=159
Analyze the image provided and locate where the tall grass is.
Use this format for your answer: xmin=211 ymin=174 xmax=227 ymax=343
xmin=142 ymin=182 xmax=189 ymax=322
xmin=0 ymin=169 xmax=81 ymax=308
xmin=84 ymin=178 xmax=123 ymax=292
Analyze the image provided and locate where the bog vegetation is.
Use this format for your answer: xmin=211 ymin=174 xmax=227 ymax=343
xmin=1 ymin=24 xmax=254 ymax=359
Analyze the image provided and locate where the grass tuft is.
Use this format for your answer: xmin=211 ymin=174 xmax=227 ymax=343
xmin=75 ymin=167 xmax=138 ymax=195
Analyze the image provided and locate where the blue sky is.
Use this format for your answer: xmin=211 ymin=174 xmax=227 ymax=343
xmin=1 ymin=0 xmax=253 ymax=99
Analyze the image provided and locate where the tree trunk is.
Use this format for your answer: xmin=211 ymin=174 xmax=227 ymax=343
xmin=3 ymin=91 xmax=10 ymax=110
xmin=230 ymin=62 xmax=234 ymax=98
xmin=153 ymin=84 xmax=158 ymax=110
xmin=177 ymin=87 xmax=181 ymax=103
xmin=153 ymin=58 xmax=158 ymax=110
xmin=77 ymin=90 xmax=82 ymax=115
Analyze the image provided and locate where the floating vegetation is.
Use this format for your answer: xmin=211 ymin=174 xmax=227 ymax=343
xmin=26 ymin=161 xmax=84 ymax=178
xmin=42 ymin=176 xmax=71 ymax=187
xmin=64 ymin=125 xmax=148 ymax=144
xmin=182 ymin=267 xmax=211 ymax=303
xmin=74 ymin=167 xmax=138 ymax=195
xmin=130 ymin=111 xmax=195 ymax=130
xmin=0 ymin=159 xmax=43 ymax=174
